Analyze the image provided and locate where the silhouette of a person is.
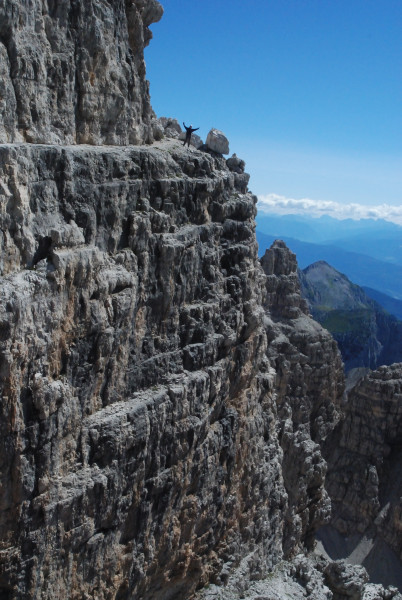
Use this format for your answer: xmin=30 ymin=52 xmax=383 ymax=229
xmin=183 ymin=123 xmax=199 ymax=148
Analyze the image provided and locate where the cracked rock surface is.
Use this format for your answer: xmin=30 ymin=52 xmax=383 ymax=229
xmin=195 ymin=553 xmax=402 ymax=600
xmin=322 ymin=363 xmax=402 ymax=590
xmin=3 ymin=0 xmax=399 ymax=598
xmin=261 ymin=241 xmax=344 ymax=555
xmin=0 ymin=139 xmax=277 ymax=599
xmin=0 ymin=140 xmax=345 ymax=599
xmin=0 ymin=0 xmax=163 ymax=145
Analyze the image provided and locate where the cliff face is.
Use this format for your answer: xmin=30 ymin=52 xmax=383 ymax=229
xmin=0 ymin=0 xmax=163 ymax=145
xmin=0 ymin=145 xmax=344 ymax=598
xmin=261 ymin=242 xmax=344 ymax=555
xmin=0 ymin=141 xmax=275 ymax=600
xmin=323 ymin=363 xmax=402 ymax=582
xmin=0 ymin=3 xmax=349 ymax=600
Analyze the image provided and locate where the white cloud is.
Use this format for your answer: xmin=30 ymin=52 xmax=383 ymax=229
xmin=257 ymin=193 xmax=402 ymax=226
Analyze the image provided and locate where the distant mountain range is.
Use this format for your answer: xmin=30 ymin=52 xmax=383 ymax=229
xmin=256 ymin=213 xmax=402 ymax=304
xmin=299 ymin=261 xmax=402 ymax=372
xmin=256 ymin=213 xmax=402 ymax=264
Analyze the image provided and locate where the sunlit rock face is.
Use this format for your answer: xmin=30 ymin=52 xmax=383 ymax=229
xmin=0 ymin=143 xmax=345 ymax=599
xmin=0 ymin=2 xmax=348 ymax=599
xmin=261 ymin=241 xmax=344 ymax=555
xmin=0 ymin=140 xmax=287 ymax=599
xmin=0 ymin=145 xmax=345 ymax=598
xmin=0 ymin=0 xmax=163 ymax=145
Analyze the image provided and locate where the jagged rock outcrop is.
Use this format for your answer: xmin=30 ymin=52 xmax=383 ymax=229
xmin=157 ymin=117 xmax=182 ymax=139
xmin=0 ymin=0 xmax=163 ymax=145
xmin=195 ymin=553 xmax=402 ymax=600
xmin=226 ymin=154 xmax=246 ymax=175
xmin=261 ymin=241 xmax=344 ymax=555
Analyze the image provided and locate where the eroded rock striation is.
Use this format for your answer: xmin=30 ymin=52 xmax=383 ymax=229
xmin=0 ymin=0 xmax=163 ymax=145
xmin=0 ymin=139 xmax=271 ymax=600
xmin=260 ymin=241 xmax=344 ymax=555
xmin=0 ymin=137 xmax=346 ymax=598
xmin=0 ymin=1 xmax=382 ymax=599
xmin=323 ymin=363 xmax=402 ymax=588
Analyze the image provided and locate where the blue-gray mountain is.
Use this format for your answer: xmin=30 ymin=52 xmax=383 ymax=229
xmin=362 ymin=287 xmax=402 ymax=321
xmin=299 ymin=261 xmax=402 ymax=371
xmin=256 ymin=212 xmax=402 ymax=301
xmin=257 ymin=231 xmax=402 ymax=303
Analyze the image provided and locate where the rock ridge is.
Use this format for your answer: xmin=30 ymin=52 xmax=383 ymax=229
xmin=261 ymin=241 xmax=344 ymax=555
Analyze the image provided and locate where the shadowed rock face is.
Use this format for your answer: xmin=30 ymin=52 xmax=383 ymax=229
xmin=324 ymin=364 xmax=402 ymax=564
xmin=0 ymin=0 xmax=163 ymax=145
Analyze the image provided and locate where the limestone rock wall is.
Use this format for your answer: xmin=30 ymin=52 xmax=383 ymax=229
xmin=0 ymin=140 xmax=347 ymax=599
xmin=0 ymin=1 xmax=349 ymax=598
xmin=0 ymin=140 xmax=286 ymax=599
xmin=0 ymin=0 xmax=163 ymax=145
xmin=261 ymin=241 xmax=344 ymax=556
xmin=324 ymin=363 xmax=402 ymax=563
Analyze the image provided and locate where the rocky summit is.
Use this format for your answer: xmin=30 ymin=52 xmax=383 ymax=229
xmin=0 ymin=2 xmax=401 ymax=600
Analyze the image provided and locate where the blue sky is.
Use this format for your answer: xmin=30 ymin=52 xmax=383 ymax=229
xmin=145 ymin=1 xmax=402 ymax=221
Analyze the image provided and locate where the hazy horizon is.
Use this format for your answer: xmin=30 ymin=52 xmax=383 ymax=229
xmin=257 ymin=193 xmax=402 ymax=226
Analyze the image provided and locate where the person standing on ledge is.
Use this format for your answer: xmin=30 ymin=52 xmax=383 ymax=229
xmin=183 ymin=123 xmax=199 ymax=148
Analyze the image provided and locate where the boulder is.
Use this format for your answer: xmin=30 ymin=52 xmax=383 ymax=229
xmin=206 ymin=128 xmax=229 ymax=154
xmin=151 ymin=118 xmax=164 ymax=140
xmin=158 ymin=117 xmax=182 ymax=138
xmin=226 ymin=153 xmax=245 ymax=173
xmin=324 ymin=560 xmax=369 ymax=599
